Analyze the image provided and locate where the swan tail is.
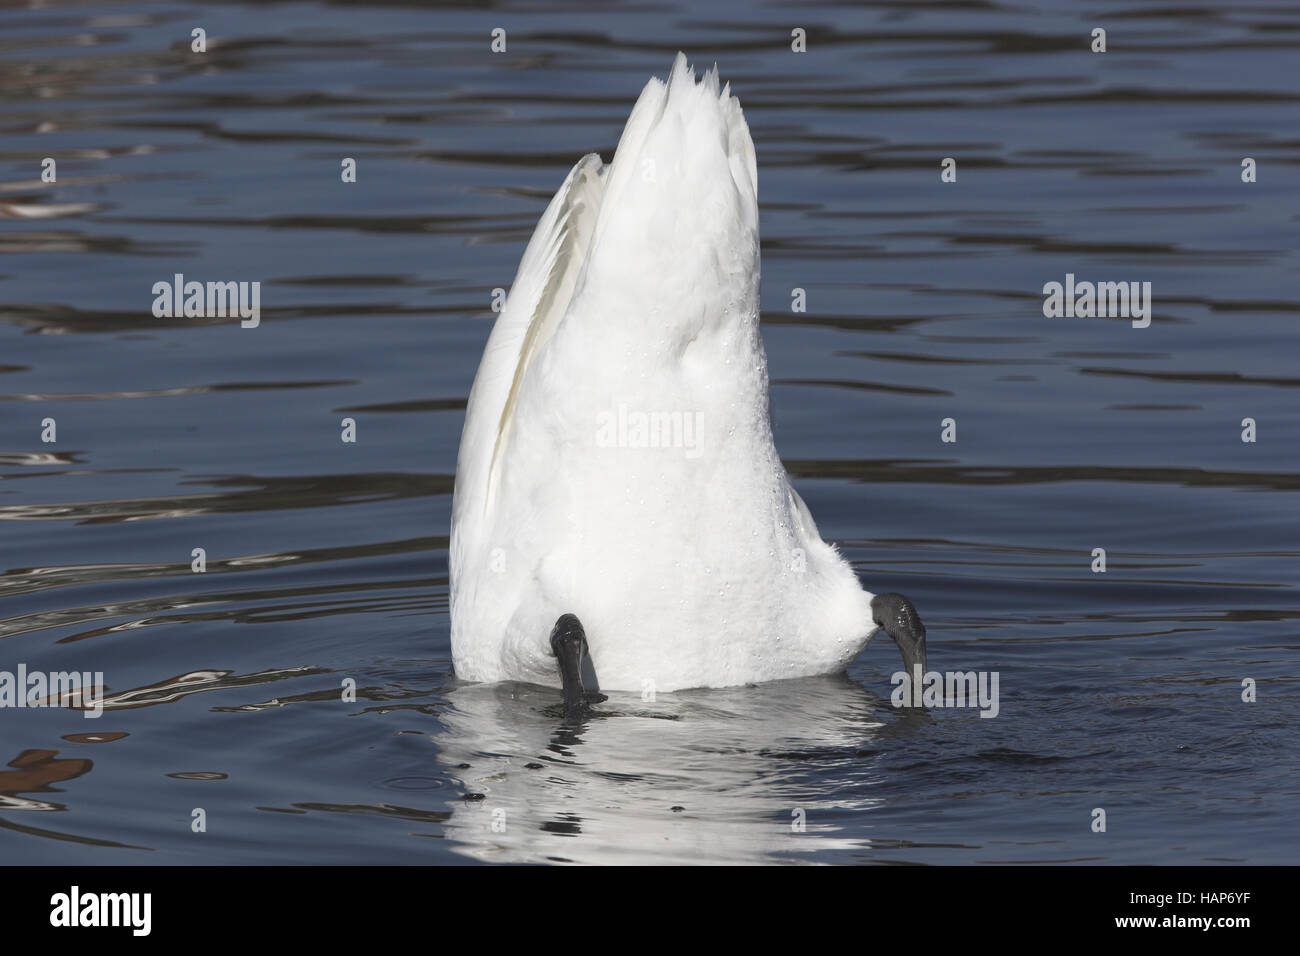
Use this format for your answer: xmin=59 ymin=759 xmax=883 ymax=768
xmin=571 ymin=53 xmax=759 ymax=348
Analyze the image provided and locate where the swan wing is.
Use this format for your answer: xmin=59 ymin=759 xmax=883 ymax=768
xmin=450 ymin=152 xmax=604 ymax=582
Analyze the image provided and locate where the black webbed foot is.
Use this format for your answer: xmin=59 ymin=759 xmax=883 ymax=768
xmin=871 ymin=593 xmax=928 ymax=698
xmin=549 ymin=613 xmax=599 ymax=720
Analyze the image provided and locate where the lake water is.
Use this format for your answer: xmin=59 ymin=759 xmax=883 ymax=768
xmin=1 ymin=0 xmax=1297 ymax=864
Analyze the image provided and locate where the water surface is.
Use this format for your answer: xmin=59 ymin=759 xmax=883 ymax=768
xmin=1 ymin=0 xmax=1297 ymax=864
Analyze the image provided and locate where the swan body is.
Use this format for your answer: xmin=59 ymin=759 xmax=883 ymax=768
xmin=450 ymin=54 xmax=888 ymax=694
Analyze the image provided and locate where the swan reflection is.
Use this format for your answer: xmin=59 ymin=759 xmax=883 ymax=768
xmin=436 ymin=675 xmax=899 ymax=864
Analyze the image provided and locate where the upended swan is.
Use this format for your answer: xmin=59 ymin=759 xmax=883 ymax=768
xmin=450 ymin=54 xmax=926 ymax=716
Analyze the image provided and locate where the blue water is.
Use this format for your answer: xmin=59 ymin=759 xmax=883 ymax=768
xmin=0 ymin=0 xmax=1296 ymax=864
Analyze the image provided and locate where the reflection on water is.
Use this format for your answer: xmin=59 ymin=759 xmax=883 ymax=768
xmin=0 ymin=748 xmax=93 ymax=812
xmin=0 ymin=0 xmax=1297 ymax=863
xmin=437 ymin=677 xmax=894 ymax=864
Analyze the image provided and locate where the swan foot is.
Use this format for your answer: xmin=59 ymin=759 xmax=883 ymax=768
xmin=871 ymin=593 xmax=928 ymax=703
xmin=549 ymin=613 xmax=599 ymax=720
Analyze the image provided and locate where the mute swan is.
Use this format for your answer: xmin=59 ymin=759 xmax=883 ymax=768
xmin=450 ymin=54 xmax=926 ymax=716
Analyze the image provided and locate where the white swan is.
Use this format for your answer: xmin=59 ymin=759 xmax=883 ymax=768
xmin=450 ymin=54 xmax=926 ymax=714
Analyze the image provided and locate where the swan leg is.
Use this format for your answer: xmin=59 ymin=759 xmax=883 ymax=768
xmin=871 ymin=593 xmax=928 ymax=701
xmin=549 ymin=613 xmax=592 ymax=719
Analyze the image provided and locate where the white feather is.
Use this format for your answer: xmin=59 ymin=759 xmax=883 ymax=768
xmin=450 ymin=53 xmax=877 ymax=692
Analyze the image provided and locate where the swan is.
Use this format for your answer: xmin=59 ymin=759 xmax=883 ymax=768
xmin=450 ymin=53 xmax=926 ymax=716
